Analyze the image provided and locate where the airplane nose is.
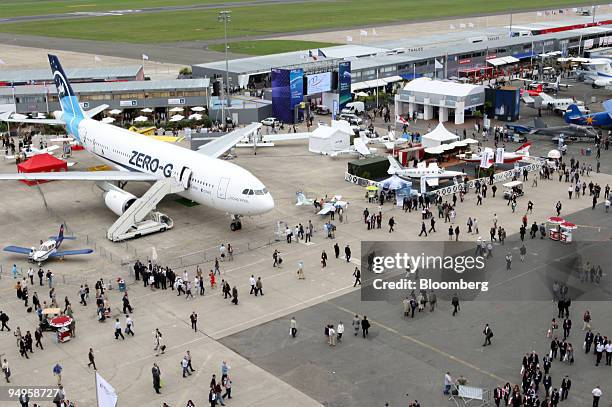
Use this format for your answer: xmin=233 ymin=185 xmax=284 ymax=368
xmin=263 ymin=194 xmax=275 ymax=212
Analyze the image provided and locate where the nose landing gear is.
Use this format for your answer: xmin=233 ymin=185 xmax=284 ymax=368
xmin=230 ymin=215 xmax=242 ymax=231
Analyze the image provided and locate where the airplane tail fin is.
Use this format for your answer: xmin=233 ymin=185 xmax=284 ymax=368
xmin=536 ymin=84 xmax=543 ymax=93
xmin=515 ymin=142 xmax=531 ymax=156
xmin=48 ymin=54 xmax=85 ymax=139
xmin=533 ymin=117 xmax=547 ymax=129
xmin=563 ymin=104 xmax=582 ymax=123
xmin=387 ymin=156 xmax=403 ymax=174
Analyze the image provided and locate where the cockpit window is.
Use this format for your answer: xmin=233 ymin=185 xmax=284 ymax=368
xmin=248 ymin=190 xmax=254 ymax=195
xmin=242 ymin=189 xmax=249 ymax=195
xmin=254 ymin=190 xmax=264 ymax=195
xmin=263 ymin=188 xmax=268 ymax=194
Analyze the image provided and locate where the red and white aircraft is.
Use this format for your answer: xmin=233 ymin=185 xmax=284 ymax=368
xmin=519 ymin=84 xmax=543 ymax=97
xmin=457 ymin=142 xmax=531 ymax=164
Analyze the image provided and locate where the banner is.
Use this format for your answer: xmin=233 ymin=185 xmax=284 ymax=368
xmin=495 ymin=148 xmax=505 ymax=164
xmin=306 ymin=72 xmax=332 ymax=95
xmin=479 ymin=149 xmax=492 ymax=168
xmin=96 ymin=373 xmax=118 ymax=407
xmin=289 ymin=68 xmax=304 ymax=122
xmin=338 ymin=61 xmax=352 ymax=110
xmin=272 ymin=68 xmax=292 ymax=123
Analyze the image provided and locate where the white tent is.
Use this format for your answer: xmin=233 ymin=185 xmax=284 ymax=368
xmin=330 ymin=119 xmax=355 ymax=135
xmin=190 ymin=106 xmax=206 ymax=112
xmin=380 ymin=175 xmax=412 ymax=190
xmin=109 ymin=109 xmax=122 ymax=115
xmin=134 ymin=116 xmax=148 ymax=122
xmin=141 ymin=108 xmax=153 ymax=113
xmin=421 ymin=122 xmax=459 ymax=148
xmin=169 ymin=114 xmax=185 ymax=122
xmin=188 ymin=113 xmax=203 ymax=120
xmin=309 ymin=126 xmax=350 ymax=154
xmin=169 ymin=107 xmax=184 ymax=112
xmin=101 ymin=117 xmax=116 ymax=124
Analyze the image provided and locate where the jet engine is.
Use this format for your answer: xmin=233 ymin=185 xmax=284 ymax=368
xmin=103 ymin=189 xmax=137 ymax=216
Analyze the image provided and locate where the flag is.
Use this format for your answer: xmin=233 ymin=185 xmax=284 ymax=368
xmin=94 ymin=55 xmax=101 ymax=62
xmin=372 ymin=28 xmax=378 ymax=36
xmin=142 ymin=54 xmax=149 ymax=60
xmin=317 ymin=48 xmax=327 ymax=58
xmin=396 ymin=115 xmax=409 ymax=124
xmin=346 ymin=35 xmax=353 ymax=42
xmin=96 ymin=373 xmax=118 ymax=407
xmin=434 ymin=59 xmax=443 ymax=69
xmin=308 ymin=50 xmax=317 ymax=61
xmin=480 ymin=150 xmax=493 ymax=168
xmin=360 ymin=29 xmax=368 ymax=36
xmin=495 ymin=148 xmax=505 ymax=164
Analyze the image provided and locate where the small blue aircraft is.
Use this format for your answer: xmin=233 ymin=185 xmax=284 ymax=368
xmin=3 ymin=224 xmax=93 ymax=264
xmin=564 ymin=100 xmax=612 ymax=129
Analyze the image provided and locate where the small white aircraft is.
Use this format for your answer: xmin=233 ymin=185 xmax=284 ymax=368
xmin=3 ymin=144 xmax=60 ymax=160
xmin=457 ymin=143 xmax=531 ymax=164
xmin=516 ymin=75 xmax=571 ymax=92
xmin=387 ymin=157 xmax=463 ymax=186
xmin=295 ymin=191 xmax=315 ymax=206
xmin=522 ymin=93 xmax=589 ymax=114
xmin=3 ymin=224 xmax=93 ymax=264
xmin=316 ymin=195 xmax=348 ymax=216
xmin=561 ymin=57 xmax=612 ymax=88
xmin=328 ymin=138 xmax=374 ymax=157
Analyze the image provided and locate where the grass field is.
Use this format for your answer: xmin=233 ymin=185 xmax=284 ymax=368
xmin=208 ymin=40 xmax=338 ymax=55
xmin=0 ymin=0 xmax=602 ymax=44
xmin=0 ymin=0 xmax=254 ymax=18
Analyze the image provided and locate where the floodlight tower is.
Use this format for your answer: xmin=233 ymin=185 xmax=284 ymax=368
xmin=218 ymin=10 xmax=232 ymax=110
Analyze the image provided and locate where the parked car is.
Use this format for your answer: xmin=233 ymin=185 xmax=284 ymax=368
xmin=315 ymin=105 xmax=331 ymax=115
xmin=338 ymin=113 xmax=362 ymax=126
xmin=261 ymin=117 xmax=280 ymax=126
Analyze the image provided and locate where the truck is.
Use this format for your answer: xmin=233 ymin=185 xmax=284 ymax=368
xmin=341 ymin=101 xmax=365 ymax=115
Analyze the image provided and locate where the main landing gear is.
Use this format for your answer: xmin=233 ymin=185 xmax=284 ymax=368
xmin=230 ymin=215 xmax=242 ymax=231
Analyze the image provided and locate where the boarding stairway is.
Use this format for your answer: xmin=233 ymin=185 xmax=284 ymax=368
xmin=107 ymin=178 xmax=185 ymax=242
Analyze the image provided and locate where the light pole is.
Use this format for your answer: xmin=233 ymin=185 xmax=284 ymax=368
xmin=218 ymin=10 xmax=232 ymax=111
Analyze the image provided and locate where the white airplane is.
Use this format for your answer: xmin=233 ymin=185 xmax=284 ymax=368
xmin=295 ymin=191 xmax=314 ymax=206
xmin=516 ymin=75 xmax=571 ymax=92
xmin=3 ymin=144 xmax=60 ymax=160
xmin=328 ymin=138 xmax=374 ymax=157
xmin=387 ymin=157 xmax=463 ymax=186
xmin=563 ymin=57 xmax=612 ymax=88
xmin=522 ymin=93 xmax=589 ymax=114
xmin=0 ymin=55 xmax=274 ymax=232
xmin=3 ymin=224 xmax=93 ymax=264
xmin=457 ymin=143 xmax=531 ymax=164
xmin=316 ymin=196 xmax=348 ymax=216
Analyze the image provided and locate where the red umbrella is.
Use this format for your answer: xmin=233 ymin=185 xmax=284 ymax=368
xmin=561 ymin=221 xmax=577 ymax=230
xmin=49 ymin=315 xmax=72 ymax=328
xmin=547 ymin=217 xmax=565 ymax=224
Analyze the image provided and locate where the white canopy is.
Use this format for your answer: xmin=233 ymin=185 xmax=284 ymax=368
xmin=141 ymin=108 xmax=153 ymax=113
xmin=421 ymin=122 xmax=460 ymax=148
xmin=463 ymin=138 xmax=479 ymax=144
xmin=547 ymin=149 xmax=561 ymax=159
xmin=134 ymin=116 xmax=148 ymax=122
xmin=188 ymin=113 xmax=203 ymax=120
xmin=487 ymin=56 xmax=520 ymax=66
xmin=169 ymin=114 xmax=185 ymax=122
xmin=403 ymin=77 xmax=483 ymax=98
xmin=169 ymin=107 xmax=184 ymax=112
xmin=109 ymin=109 xmax=122 ymax=115
xmin=424 ymin=146 xmax=445 ymax=154
xmin=190 ymin=106 xmax=206 ymax=112
xmin=101 ymin=117 xmax=115 ymax=123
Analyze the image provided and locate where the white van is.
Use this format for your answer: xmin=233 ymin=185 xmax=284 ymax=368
xmin=341 ymin=101 xmax=365 ymax=115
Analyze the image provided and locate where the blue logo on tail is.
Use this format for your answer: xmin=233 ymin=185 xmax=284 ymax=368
xmin=48 ymin=54 xmax=84 ymax=141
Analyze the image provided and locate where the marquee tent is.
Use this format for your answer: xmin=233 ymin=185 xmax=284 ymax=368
xmin=421 ymin=122 xmax=459 ymax=148
xmin=17 ymin=153 xmax=67 ymax=186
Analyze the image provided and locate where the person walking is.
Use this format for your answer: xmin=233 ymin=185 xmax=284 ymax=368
xmin=482 ymin=323 xmax=493 ymax=346
xmin=344 ymin=245 xmax=351 ymax=262
xmin=152 ymin=363 xmax=162 ymax=394
xmin=352 ymin=314 xmax=360 ymax=336
xmin=125 ymin=314 xmax=134 ymax=336
xmin=114 ymin=318 xmax=125 ymax=340
xmin=1 ymin=359 xmax=10 ymax=383
xmin=290 ymin=317 xmax=297 ymax=338
xmin=361 ymin=316 xmax=370 ymax=338
xmin=520 ymin=244 xmax=527 ymax=262
xmin=337 ymin=321 xmax=344 ymax=342
xmin=53 ymin=363 xmax=62 ymax=385
xmin=592 ymin=386 xmax=602 ymax=407
xmin=0 ymin=311 xmax=10 ymax=331
xmin=505 ymin=252 xmax=512 ymax=270
xmin=87 ymin=348 xmax=97 ymax=370
xmin=181 ymin=355 xmax=192 ymax=377
xmin=190 ymin=311 xmax=198 ymax=331
xmin=353 ymin=267 xmax=361 ymax=286
xmin=255 ymin=277 xmax=263 ymax=296
xmin=560 ymin=375 xmax=571 ymax=401
xmin=452 ymin=293 xmax=460 ymax=316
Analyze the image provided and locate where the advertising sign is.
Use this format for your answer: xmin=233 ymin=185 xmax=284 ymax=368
xmin=306 ymin=72 xmax=332 ymax=95
xmin=289 ymin=68 xmax=304 ymax=122
xmin=119 ymin=100 xmax=137 ymax=107
xmin=168 ymin=98 xmax=185 ymax=105
xmin=272 ymin=68 xmax=291 ymax=123
xmin=338 ymin=61 xmax=352 ymax=110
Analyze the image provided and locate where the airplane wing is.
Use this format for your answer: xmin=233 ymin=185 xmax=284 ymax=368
xmin=51 ymin=249 xmax=94 ymax=257
xmin=0 ymin=112 xmax=64 ymax=125
xmin=317 ymin=203 xmax=335 ymax=215
xmin=198 ymin=123 xmax=261 ymax=158
xmin=353 ymin=138 xmax=372 ymax=156
xmin=3 ymin=246 xmax=32 ymax=255
xmin=425 ymin=177 xmax=439 ymax=187
xmin=263 ymin=132 xmax=310 ymax=142
xmin=85 ymin=104 xmax=109 ymax=118
xmin=49 ymin=236 xmax=76 ymax=240
xmin=522 ymin=94 xmax=535 ymax=105
xmin=0 ymin=171 xmax=159 ymax=182
xmin=539 ymin=93 xmax=553 ymax=102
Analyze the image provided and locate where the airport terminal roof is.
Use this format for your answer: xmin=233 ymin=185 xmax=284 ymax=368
xmin=0 ymin=66 xmax=143 ymax=84
xmin=0 ymin=78 xmax=210 ymax=96
xmin=403 ymin=77 xmax=484 ymax=98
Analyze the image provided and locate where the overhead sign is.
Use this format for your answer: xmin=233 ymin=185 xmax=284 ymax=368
xmin=306 ymin=72 xmax=332 ymax=95
xmin=168 ymin=98 xmax=185 ymax=105
xmin=119 ymin=100 xmax=137 ymax=107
